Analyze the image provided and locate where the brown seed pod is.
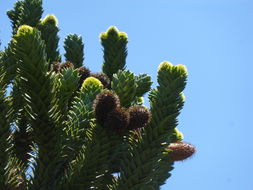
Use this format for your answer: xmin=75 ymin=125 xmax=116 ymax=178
xmin=104 ymin=108 xmax=129 ymax=132
xmin=60 ymin=61 xmax=74 ymax=70
xmin=168 ymin=141 xmax=196 ymax=161
xmin=93 ymin=91 xmax=120 ymax=125
xmin=127 ymin=105 xmax=151 ymax=130
xmin=78 ymin=67 xmax=91 ymax=87
xmin=91 ymin=72 xmax=110 ymax=88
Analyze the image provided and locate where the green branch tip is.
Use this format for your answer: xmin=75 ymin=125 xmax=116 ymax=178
xmin=41 ymin=14 xmax=58 ymax=26
xmin=137 ymin=97 xmax=144 ymax=104
xmin=100 ymin=26 xmax=128 ymax=40
xmin=174 ymin=128 xmax=184 ymax=141
xmin=16 ymin=25 xmax=34 ymax=35
xmin=81 ymin=76 xmax=103 ymax=90
xmin=175 ymin=64 xmax=188 ymax=76
xmin=158 ymin=61 xmax=188 ymax=77
xmin=180 ymin=93 xmax=186 ymax=102
xmin=158 ymin=61 xmax=173 ymax=72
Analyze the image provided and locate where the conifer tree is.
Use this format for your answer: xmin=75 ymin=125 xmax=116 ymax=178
xmin=0 ymin=0 xmax=195 ymax=190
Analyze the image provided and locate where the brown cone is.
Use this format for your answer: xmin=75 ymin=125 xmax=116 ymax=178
xmin=168 ymin=141 xmax=196 ymax=161
xmin=127 ymin=105 xmax=151 ymax=130
xmin=104 ymin=108 xmax=129 ymax=132
xmin=93 ymin=91 xmax=120 ymax=125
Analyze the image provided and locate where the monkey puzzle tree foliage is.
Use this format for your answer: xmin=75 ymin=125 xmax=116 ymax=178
xmin=0 ymin=0 xmax=195 ymax=190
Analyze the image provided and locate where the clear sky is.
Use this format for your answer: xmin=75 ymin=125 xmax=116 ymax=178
xmin=1 ymin=0 xmax=253 ymax=189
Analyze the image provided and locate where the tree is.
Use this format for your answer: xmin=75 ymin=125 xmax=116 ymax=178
xmin=0 ymin=0 xmax=195 ymax=190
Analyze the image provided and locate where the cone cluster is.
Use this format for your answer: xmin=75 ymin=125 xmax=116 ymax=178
xmin=93 ymin=90 xmax=151 ymax=132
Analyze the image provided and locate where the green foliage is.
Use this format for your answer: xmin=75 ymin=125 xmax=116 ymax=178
xmin=135 ymin=73 xmax=153 ymax=97
xmin=0 ymin=44 xmax=17 ymax=84
xmin=64 ymin=34 xmax=84 ymax=68
xmin=111 ymin=70 xmax=138 ymax=107
xmin=13 ymin=25 xmax=62 ymax=189
xmin=0 ymin=70 xmax=10 ymax=188
xmin=37 ymin=14 xmax=61 ymax=63
xmin=101 ymin=26 xmax=128 ymax=79
xmin=7 ymin=0 xmax=43 ymax=35
xmin=56 ymin=67 xmax=80 ymax=123
xmin=109 ymin=62 xmax=188 ymax=190
xmin=0 ymin=1 xmax=195 ymax=190
xmin=6 ymin=1 xmax=24 ymax=35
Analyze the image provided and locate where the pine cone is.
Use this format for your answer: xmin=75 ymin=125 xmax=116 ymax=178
xmin=168 ymin=141 xmax=196 ymax=161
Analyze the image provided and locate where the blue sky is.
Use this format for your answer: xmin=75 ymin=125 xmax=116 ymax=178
xmin=1 ymin=0 xmax=253 ymax=189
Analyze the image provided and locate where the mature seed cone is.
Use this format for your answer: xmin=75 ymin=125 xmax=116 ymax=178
xmin=60 ymin=61 xmax=74 ymax=70
xmin=51 ymin=61 xmax=61 ymax=73
xmin=104 ymin=108 xmax=129 ymax=132
xmin=127 ymin=105 xmax=151 ymax=130
xmin=78 ymin=66 xmax=91 ymax=88
xmin=91 ymin=72 xmax=110 ymax=88
xmin=168 ymin=141 xmax=196 ymax=161
xmin=93 ymin=91 xmax=120 ymax=124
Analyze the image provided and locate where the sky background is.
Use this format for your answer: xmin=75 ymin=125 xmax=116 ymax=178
xmin=1 ymin=0 xmax=253 ymax=189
